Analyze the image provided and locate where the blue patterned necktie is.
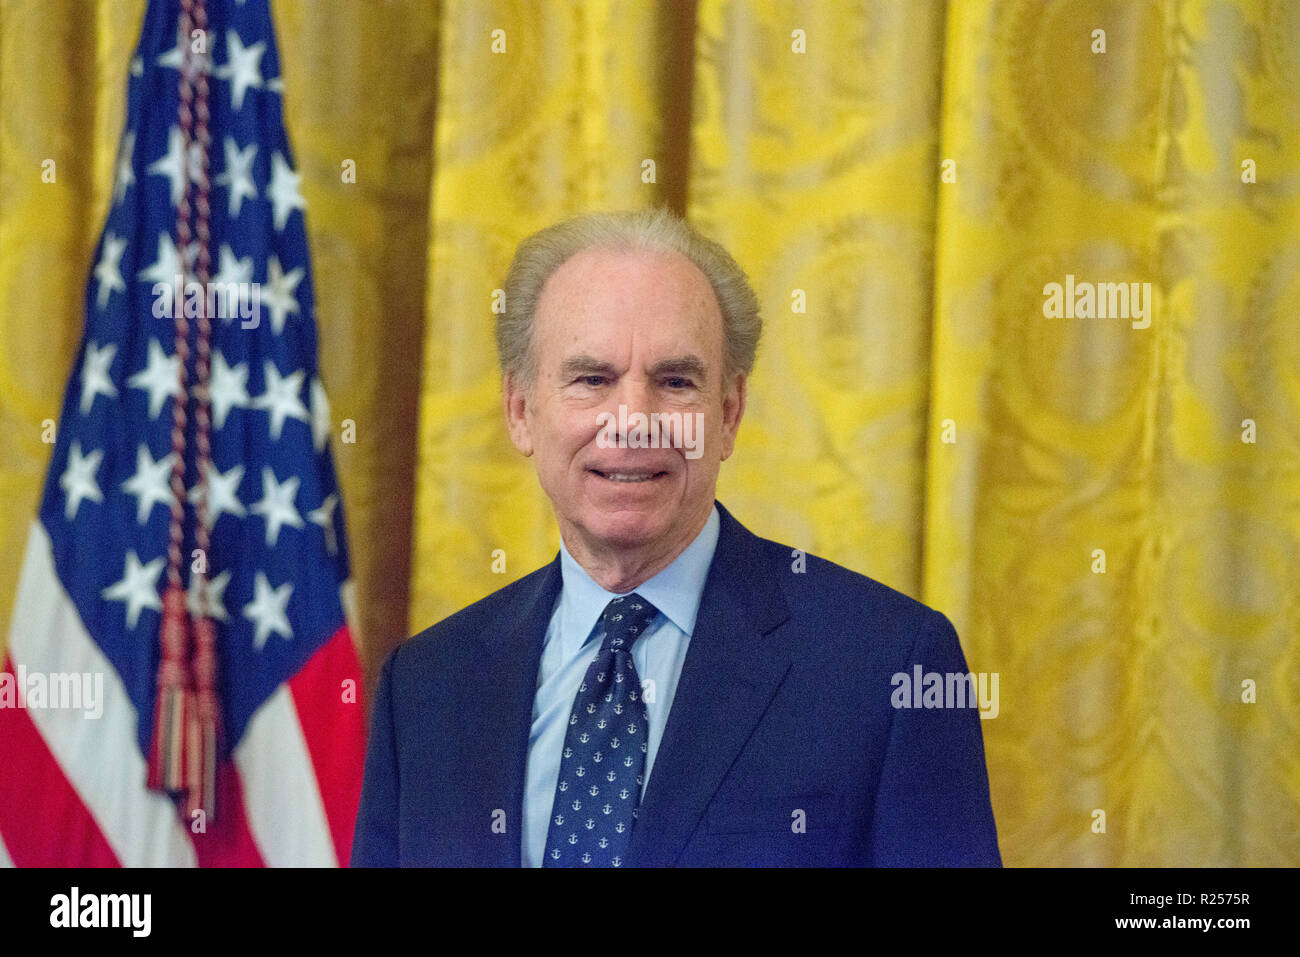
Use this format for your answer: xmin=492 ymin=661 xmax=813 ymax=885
xmin=543 ymin=593 xmax=660 ymax=867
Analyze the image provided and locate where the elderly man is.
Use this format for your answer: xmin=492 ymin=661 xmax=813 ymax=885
xmin=352 ymin=209 xmax=1000 ymax=867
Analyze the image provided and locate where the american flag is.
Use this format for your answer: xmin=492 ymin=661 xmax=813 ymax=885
xmin=0 ymin=0 xmax=364 ymax=866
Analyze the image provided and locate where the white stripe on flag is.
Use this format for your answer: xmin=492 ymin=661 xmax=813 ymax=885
xmin=8 ymin=522 xmax=197 ymax=867
xmin=234 ymin=686 xmax=336 ymax=866
xmin=341 ymin=578 xmax=359 ymax=645
xmin=0 ymin=829 xmax=12 ymax=867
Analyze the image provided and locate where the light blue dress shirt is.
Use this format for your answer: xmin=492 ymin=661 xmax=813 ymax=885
xmin=521 ymin=505 xmax=721 ymax=867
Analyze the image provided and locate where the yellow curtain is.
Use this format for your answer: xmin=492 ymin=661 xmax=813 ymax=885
xmin=1 ymin=0 xmax=1295 ymax=866
xmin=924 ymin=0 xmax=1300 ymax=866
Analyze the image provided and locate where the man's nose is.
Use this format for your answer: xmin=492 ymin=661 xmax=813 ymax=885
xmin=611 ymin=374 xmax=653 ymax=416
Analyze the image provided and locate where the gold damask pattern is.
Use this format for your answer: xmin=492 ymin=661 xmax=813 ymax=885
xmin=689 ymin=0 xmax=947 ymax=594
xmin=926 ymin=0 xmax=1300 ymax=865
xmin=0 ymin=0 xmax=1295 ymax=866
xmin=409 ymin=0 xmax=695 ymax=628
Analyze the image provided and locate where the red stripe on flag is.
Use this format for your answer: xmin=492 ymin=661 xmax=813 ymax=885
xmin=288 ymin=625 xmax=365 ymax=867
xmin=188 ymin=757 xmax=267 ymax=867
xmin=0 ymin=657 xmax=121 ymax=867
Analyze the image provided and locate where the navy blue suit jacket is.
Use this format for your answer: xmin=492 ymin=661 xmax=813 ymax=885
xmin=352 ymin=502 xmax=1001 ymax=866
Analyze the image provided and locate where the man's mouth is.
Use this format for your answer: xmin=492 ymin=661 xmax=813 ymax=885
xmin=589 ymin=469 xmax=669 ymax=483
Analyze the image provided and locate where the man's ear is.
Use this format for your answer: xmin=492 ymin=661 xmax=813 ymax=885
xmin=503 ymin=372 xmax=534 ymax=457
xmin=719 ymin=372 xmax=746 ymax=462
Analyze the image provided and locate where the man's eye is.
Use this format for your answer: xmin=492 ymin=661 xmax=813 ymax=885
xmin=579 ymin=375 xmax=607 ymax=387
xmin=665 ymin=377 xmax=693 ymax=389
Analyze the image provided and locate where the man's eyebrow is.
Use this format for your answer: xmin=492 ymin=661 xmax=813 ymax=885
xmin=559 ymin=355 xmax=618 ymax=379
xmin=650 ymin=356 xmax=707 ymax=380
xmin=557 ymin=354 xmax=709 ymax=381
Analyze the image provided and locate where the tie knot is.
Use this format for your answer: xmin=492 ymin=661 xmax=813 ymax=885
xmin=599 ymin=593 xmax=659 ymax=653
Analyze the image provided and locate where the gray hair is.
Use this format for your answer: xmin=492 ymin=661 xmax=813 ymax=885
xmin=497 ymin=208 xmax=761 ymax=389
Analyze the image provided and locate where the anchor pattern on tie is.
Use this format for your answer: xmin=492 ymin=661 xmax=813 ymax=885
xmin=543 ymin=593 xmax=658 ymax=867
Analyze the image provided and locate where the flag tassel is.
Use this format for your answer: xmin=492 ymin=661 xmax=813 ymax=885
xmin=184 ymin=615 xmax=221 ymax=820
xmin=148 ymin=583 xmax=193 ymax=794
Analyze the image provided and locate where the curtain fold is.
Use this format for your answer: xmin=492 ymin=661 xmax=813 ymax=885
xmin=926 ymin=0 xmax=1300 ymax=866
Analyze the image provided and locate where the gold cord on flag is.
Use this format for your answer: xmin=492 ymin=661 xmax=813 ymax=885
xmin=147 ymin=0 xmax=222 ymax=824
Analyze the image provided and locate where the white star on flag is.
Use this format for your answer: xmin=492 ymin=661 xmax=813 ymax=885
xmin=253 ymin=361 xmax=310 ymax=440
xmin=211 ymin=243 xmax=255 ymax=323
xmin=250 ymin=465 xmax=303 ymax=547
xmin=101 ymin=550 xmax=166 ymax=630
xmin=187 ymin=567 xmax=232 ymax=623
xmin=188 ymin=461 xmax=246 ymax=530
xmin=244 ymin=571 xmax=294 ymax=650
xmin=215 ymin=137 xmax=258 ymax=218
xmin=208 ymin=351 xmax=251 ymax=428
xmin=267 ymin=152 xmax=305 ymax=231
xmin=217 ymin=30 xmax=266 ymax=112
xmin=156 ymin=40 xmax=212 ymax=74
xmin=127 ymin=338 xmax=182 ymax=419
xmin=310 ymin=377 xmax=330 ymax=452
xmin=93 ymin=233 xmax=128 ymax=309
xmin=308 ymin=493 xmax=339 ymax=555
xmin=79 ymin=341 xmax=118 ymax=414
xmin=137 ymin=232 xmax=183 ymax=289
xmin=147 ymin=126 xmax=203 ymax=208
xmin=59 ymin=441 xmax=105 ymax=520
xmin=121 ymin=443 xmax=177 ymax=525
xmin=263 ymin=255 xmax=303 ymax=334
xmin=113 ymin=132 xmax=136 ymax=204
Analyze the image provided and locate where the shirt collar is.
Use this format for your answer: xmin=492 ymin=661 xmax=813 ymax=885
xmin=557 ymin=504 xmax=720 ymax=649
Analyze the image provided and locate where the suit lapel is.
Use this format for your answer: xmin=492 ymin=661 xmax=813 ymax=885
xmin=628 ymin=502 xmax=792 ymax=866
xmin=453 ymin=556 xmax=562 ymax=866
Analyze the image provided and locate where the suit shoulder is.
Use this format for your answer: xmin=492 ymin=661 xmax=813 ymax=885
xmin=750 ymin=531 xmax=946 ymax=638
xmin=388 ymin=560 xmax=557 ymax=673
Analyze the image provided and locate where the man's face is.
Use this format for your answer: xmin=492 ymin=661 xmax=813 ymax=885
xmin=504 ymin=246 xmax=745 ymax=568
